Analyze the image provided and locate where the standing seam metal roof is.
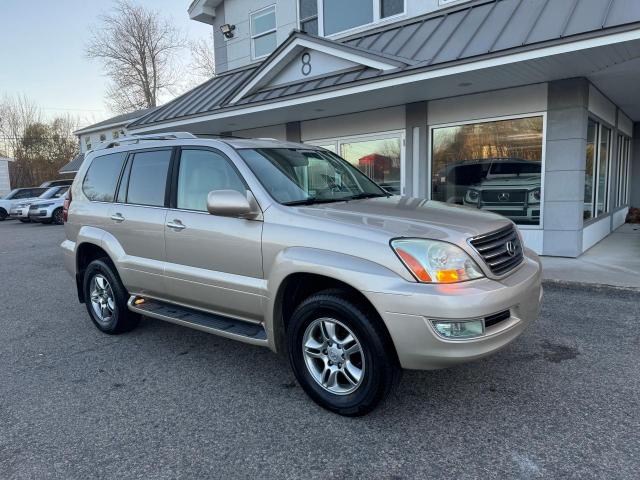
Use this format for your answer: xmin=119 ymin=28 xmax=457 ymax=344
xmin=129 ymin=0 xmax=640 ymax=128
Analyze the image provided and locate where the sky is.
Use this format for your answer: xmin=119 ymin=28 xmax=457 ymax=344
xmin=0 ymin=0 xmax=212 ymax=128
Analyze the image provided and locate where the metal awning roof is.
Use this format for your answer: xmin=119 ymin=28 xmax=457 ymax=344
xmin=128 ymin=0 xmax=640 ymax=130
xmin=58 ymin=153 xmax=85 ymax=174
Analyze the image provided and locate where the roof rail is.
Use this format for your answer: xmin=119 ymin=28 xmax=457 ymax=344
xmin=94 ymin=132 xmax=197 ymax=151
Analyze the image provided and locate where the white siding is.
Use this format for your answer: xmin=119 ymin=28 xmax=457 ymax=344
xmin=301 ymin=106 xmax=405 ymax=141
xmin=0 ymin=160 xmax=11 ymax=197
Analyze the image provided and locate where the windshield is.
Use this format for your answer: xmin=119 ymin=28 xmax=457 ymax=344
xmin=39 ymin=187 xmax=67 ymax=199
xmin=238 ymin=148 xmax=388 ymax=205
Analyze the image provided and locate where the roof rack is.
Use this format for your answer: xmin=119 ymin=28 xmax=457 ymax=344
xmin=93 ymin=132 xmax=197 ymax=151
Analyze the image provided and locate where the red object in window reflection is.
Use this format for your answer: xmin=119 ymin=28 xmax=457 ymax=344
xmin=358 ymin=154 xmax=392 ymax=181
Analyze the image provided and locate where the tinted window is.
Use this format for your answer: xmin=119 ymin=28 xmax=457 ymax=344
xmin=177 ymin=149 xmax=246 ymax=212
xmin=83 ymin=152 xmax=127 ymax=202
xmin=126 ymin=150 xmax=172 ymax=207
xmin=14 ymin=188 xmax=46 ymax=199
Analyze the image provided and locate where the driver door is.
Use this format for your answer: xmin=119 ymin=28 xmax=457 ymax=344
xmin=163 ymin=148 xmax=264 ymax=322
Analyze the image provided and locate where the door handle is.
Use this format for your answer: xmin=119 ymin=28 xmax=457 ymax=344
xmin=110 ymin=213 xmax=125 ymax=222
xmin=166 ymin=220 xmax=186 ymax=231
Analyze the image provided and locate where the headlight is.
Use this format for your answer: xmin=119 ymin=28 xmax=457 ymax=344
xmin=465 ymin=189 xmax=479 ymax=203
xmin=528 ymin=188 xmax=541 ymax=204
xmin=391 ymin=239 xmax=484 ymax=283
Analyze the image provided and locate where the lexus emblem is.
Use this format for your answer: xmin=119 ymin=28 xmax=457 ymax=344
xmin=498 ymin=192 xmax=510 ymax=202
xmin=505 ymin=241 xmax=517 ymax=257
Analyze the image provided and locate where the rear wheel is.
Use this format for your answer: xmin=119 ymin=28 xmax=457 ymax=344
xmin=83 ymin=259 xmax=140 ymax=334
xmin=287 ymin=291 xmax=400 ymax=416
xmin=52 ymin=207 xmax=64 ymax=225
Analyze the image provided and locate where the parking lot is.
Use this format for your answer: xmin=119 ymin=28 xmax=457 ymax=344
xmin=1 ymin=219 xmax=639 ymax=479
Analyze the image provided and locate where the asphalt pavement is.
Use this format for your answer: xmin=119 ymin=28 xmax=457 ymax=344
xmin=1 ymin=220 xmax=639 ymax=479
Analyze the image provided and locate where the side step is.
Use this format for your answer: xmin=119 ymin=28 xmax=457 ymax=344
xmin=127 ymin=296 xmax=268 ymax=346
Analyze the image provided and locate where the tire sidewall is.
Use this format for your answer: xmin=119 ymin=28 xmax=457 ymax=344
xmin=83 ymin=260 xmax=123 ymax=333
xmin=52 ymin=208 xmax=64 ymax=225
xmin=288 ymin=295 xmax=394 ymax=415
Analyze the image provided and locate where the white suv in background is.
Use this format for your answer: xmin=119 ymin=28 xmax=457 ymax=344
xmin=1 ymin=187 xmax=48 ymax=221
xmin=9 ymin=186 xmax=69 ymax=223
xmin=28 ymin=187 xmax=69 ymax=225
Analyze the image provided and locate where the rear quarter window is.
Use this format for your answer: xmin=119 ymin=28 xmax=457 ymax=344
xmin=83 ymin=152 xmax=127 ymax=202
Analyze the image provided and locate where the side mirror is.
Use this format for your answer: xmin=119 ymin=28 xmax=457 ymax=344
xmin=206 ymin=190 xmax=261 ymax=219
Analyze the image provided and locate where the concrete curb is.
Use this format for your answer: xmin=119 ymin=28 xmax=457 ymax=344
xmin=542 ymin=278 xmax=640 ymax=294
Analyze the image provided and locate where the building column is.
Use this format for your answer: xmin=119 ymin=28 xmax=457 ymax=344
xmin=405 ymin=102 xmax=428 ymax=198
xmin=543 ymin=78 xmax=589 ymax=257
xmin=632 ymin=123 xmax=640 ymax=208
xmin=286 ymin=122 xmax=301 ymax=143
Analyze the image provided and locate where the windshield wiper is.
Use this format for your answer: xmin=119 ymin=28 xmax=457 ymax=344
xmin=282 ymin=197 xmax=349 ymax=206
xmin=347 ymin=192 xmax=391 ymax=200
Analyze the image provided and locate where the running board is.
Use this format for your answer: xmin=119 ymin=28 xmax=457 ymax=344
xmin=127 ymin=296 xmax=268 ymax=346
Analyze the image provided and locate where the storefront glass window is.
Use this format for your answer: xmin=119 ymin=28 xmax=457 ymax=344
xmin=596 ymin=126 xmax=611 ymax=216
xmin=431 ymin=116 xmax=543 ymax=226
xmin=339 ymin=137 xmax=402 ymax=194
xmin=584 ymin=119 xmax=597 ymax=220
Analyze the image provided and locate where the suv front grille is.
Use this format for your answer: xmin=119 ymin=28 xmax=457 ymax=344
xmin=469 ymin=225 xmax=523 ymax=276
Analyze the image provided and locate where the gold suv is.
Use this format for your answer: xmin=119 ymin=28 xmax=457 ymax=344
xmin=61 ymin=133 xmax=542 ymax=416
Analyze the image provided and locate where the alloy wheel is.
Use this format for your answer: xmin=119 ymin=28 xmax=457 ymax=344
xmin=89 ymin=274 xmax=115 ymax=324
xmin=302 ymin=318 xmax=365 ymax=395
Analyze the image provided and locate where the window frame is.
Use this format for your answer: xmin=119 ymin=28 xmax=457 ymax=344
xmin=250 ymin=4 xmax=277 ymax=60
xmin=428 ymin=112 xmax=547 ymax=230
xmin=299 ymin=0 xmax=407 ymax=39
xmin=615 ymin=134 xmax=631 ymax=208
xmin=83 ymin=151 xmax=129 ymax=204
xmin=584 ymin=118 xmax=614 ymax=222
xmin=169 ymin=146 xmax=251 ymax=214
xmin=305 ymin=129 xmax=406 ymax=195
xmin=113 ymin=147 xmax=175 ymax=208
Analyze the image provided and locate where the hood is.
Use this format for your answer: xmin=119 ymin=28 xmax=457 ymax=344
xmin=291 ymin=196 xmax=511 ymax=242
xmin=475 ymin=175 xmax=540 ymax=189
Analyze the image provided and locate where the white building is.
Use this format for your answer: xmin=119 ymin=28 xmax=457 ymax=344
xmin=0 ymin=156 xmax=14 ymax=196
xmin=123 ymin=0 xmax=638 ymax=257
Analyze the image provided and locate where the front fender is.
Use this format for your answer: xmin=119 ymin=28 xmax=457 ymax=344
xmin=265 ymin=246 xmax=409 ymax=353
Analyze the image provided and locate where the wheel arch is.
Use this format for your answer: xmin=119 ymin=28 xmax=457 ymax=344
xmin=267 ymin=247 xmax=402 ymax=357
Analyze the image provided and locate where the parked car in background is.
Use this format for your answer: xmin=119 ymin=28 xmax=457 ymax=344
xmin=28 ymin=187 xmax=69 ymax=225
xmin=463 ymin=160 xmax=542 ymax=225
xmin=9 ymin=186 xmax=70 ymax=223
xmin=62 ymin=133 xmax=542 ymax=416
xmin=40 ymin=179 xmax=73 ymax=188
xmin=0 ymin=187 xmax=48 ymax=221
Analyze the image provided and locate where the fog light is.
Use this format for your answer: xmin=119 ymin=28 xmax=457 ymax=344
xmin=432 ymin=319 xmax=484 ymax=339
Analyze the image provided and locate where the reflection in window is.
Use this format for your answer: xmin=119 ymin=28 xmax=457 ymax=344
xmin=340 ymin=137 xmax=402 ymax=194
xmin=431 ymin=116 xmax=543 ymax=226
xmin=177 ymin=150 xmax=246 ymax=212
xmin=251 ymin=6 xmax=277 ymax=58
xmin=584 ymin=119 xmax=597 ymax=220
xmin=584 ymin=119 xmax=612 ymax=220
xmin=299 ymin=0 xmax=318 ymax=35
xmin=323 ymin=0 xmax=373 ymax=35
xmin=596 ymin=126 xmax=611 ymax=216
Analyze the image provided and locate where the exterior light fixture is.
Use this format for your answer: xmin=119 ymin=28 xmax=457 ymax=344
xmin=220 ymin=24 xmax=236 ymax=39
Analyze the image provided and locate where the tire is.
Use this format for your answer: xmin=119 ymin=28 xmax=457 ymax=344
xmin=83 ymin=258 xmax=140 ymax=334
xmin=0 ymin=208 xmax=6 ymax=221
xmin=287 ymin=290 xmax=401 ymax=416
xmin=52 ymin=208 xmax=64 ymax=225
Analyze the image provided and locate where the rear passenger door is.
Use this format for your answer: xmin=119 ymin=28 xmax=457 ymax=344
xmin=106 ymin=148 xmax=173 ymax=298
xmin=163 ymin=148 xmax=264 ymax=322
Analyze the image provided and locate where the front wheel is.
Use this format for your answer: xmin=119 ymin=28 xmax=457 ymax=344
xmin=52 ymin=207 xmax=64 ymax=225
xmin=287 ymin=291 xmax=400 ymax=416
xmin=0 ymin=208 xmax=6 ymax=221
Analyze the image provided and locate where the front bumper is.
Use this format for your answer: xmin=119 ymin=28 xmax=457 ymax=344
xmin=9 ymin=207 xmax=29 ymax=219
xmin=28 ymin=207 xmax=53 ymax=221
xmin=365 ymin=249 xmax=542 ymax=370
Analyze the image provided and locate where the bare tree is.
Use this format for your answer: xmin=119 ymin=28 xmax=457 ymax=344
xmin=0 ymin=94 xmax=42 ymax=159
xmin=86 ymin=0 xmax=186 ymax=114
xmin=190 ymin=36 xmax=216 ymax=79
